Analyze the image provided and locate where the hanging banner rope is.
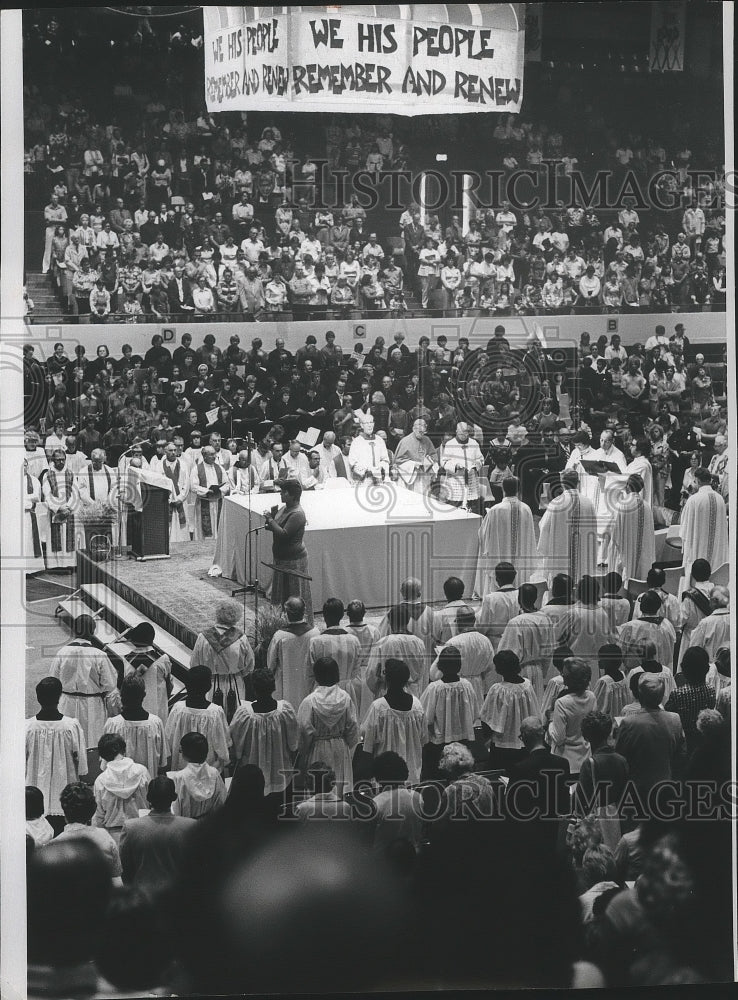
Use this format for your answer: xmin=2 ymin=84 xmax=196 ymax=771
xmin=203 ymin=5 xmax=526 ymax=115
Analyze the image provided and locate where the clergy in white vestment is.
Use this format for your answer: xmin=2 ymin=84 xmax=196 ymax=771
xmin=346 ymin=600 xmax=382 ymax=722
xmin=229 ymin=669 xmax=299 ymax=794
xmin=496 ymin=584 xmax=556 ymax=703
xmin=537 ymin=470 xmax=598 ymax=585
xmin=190 ymin=445 xmax=231 ymax=541
xmin=565 ymin=432 xmax=598 ymax=474
xmin=347 ymin=415 xmax=391 ymax=482
xmin=279 ymin=440 xmax=313 ymax=486
xmin=556 ymin=577 xmax=615 ymax=674
xmin=24 ymin=433 xmax=49 ymax=479
xmin=317 ymin=431 xmax=350 ymax=481
xmin=160 ymin=443 xmax=191 ymax=543
xmin=119 ymin=622 xmax=172 ymax=726
xmin=26 ymin=677 xmax=88 ymax=818
xmin=63 ymin=436 xmax=89 ymax=475
xmin=440 ymin=422 xmax=484 ymax=508
xmin=23 ymin=465 xmax=46 ymax=573
xmin=42 ymin=449 xmax=83 ymax=569
xmin=475 ymin=561 xmax=521 ymax=647
xmin=431 ymin=577 xmax=469 ymax=644
xmin=361 ymin=659 xmax=427 ymax=785
xmin=192 ymin=601 xmax=255 ymax=714
xmin=605 ymin=474 xmax=656 ymax=586
xmin=297 ymin=656 xmax=360 ymax=794
xmin=229 ymin=449 xmax=261 ymax=494
xmin=268 ymin=597 xmax=320 ymax=710
xmin=623 ymin=437 xmax=654 ymax=507
xmin=680 ymin=471 xmax=729 ymax=573
xmin=309 ymin=599 xmax=362 ymax=713
xmin=365 ymin=632 xmax=428 ymax=701
xmin=209 ymin=434 xmax=232 ymax=472
xmin=617 ymin=591 xmax=676 ymax=671
xmin=707 ymin=434 xmax=729 ymax=501
xmin=117 ymin=445 xmax=150 ymax=548
xmin=77 ymin=449 xmax=115 ymax=506
xmin=428 ymin=606 xmax=495 ymax=712
xmin=103 ymin=675 xmax=168 ymax=778
xmin=393 ymin=419 xmax=438 ymax=494
xmin=631 ymin=568 xmax=680 ymax=630
xmin=475 ymin=477 xmax=537 ymax=597
xmin=599 ymin=572 xmax=633 ymax=631
xmin=686 ymin=587 xmax=730 ymax=660
xmin=165 ymin=666 xmax=231 ymax=773
xmin=378 ymin=578 xmax=435 ymax=664
xmin=590 ymin=430 xmax=627 ymax=472
xmin=48 ymin=614 xmax=120 ymax=747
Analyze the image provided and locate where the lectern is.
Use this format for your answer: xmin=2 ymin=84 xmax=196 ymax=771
xmin=130 ymin=482 xmax=170 ymax=561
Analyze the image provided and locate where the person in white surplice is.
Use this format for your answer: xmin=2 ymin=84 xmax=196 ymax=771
xmin=297 ymin=656 xmax=360 ymax=794
xmin=23 ymin=463 xmax=46 ymax=573
xmin=42 ymin=449 xmax=83 ymax=569
xmin=347 ymin=414 xmax=390 ymax=482
xmin=475 ymin=476 xmax=537 ymax=597
xmin=428 ymin=605 xmax=495 ymax=712
xmin=393 ymin=419 xmax=438 ymax=495
xmin=361 ymin=659 xmax=427 ymax=785
xmin=190 ymin=445 xmax=231 ymax=541
xmin=605 ymin=473 xmax=656 ymax=586
xmin=537 ymin=470 xmax=598 ymax=584
xmin=160 ymin=443 xmax=191 ymax=544
xmin=497 ymin=584 xmax=556 ymax=703
xmin=229 ymin=668 xmax=299 ymax=794
xmin=440 ymin=422 xmax=484 ymax=510
xmin=268 ymin=597 xmax=320 ymax=710
xmin=680 ymin=469 xmax=729 ymax=574
xmin=309 ymin=598 xmax=362 ymax=713
xmin=26 ymin=677 xmax=88 ymax=822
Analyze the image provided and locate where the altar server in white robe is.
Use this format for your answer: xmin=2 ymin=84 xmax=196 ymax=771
xmin=347 ymin=414 xmax=391 ymax=482
xmin=42 ymin=449 xmax=83 ymax=569
xmin=361 ymin=659 xmax=427 ymax=785
xmin=623 ymin=437 xmax=654 ymax=507
xmin=420 ymin=648 xmax=480 ymax=775
xmin=346 ymin=600 xmax=382 ymax=721
xmin=23 ymin=464 xmax=46 ymax=573
xmin=475 ymin=561 xmax=521 ymax=647
xmin=192 ymin=600 xmax=255 ymax=714
xmin=632 ymin=567 xmax=680 ymax=630
xmin=297 ymin=656 xmax=360 ymax=794
xmin=365 ymin=622 xmax=428 ymax=704
xmin=428 ymin=606 xmax=495 ymax=713
xmin=617 ymin=591 xmax=676 ymax=671
xmin=165 ymin=666 xmax=231 ymax=773
xmin=26 ymin=677 xmax=87 ymax=820
xmin=229 ymin=668 xmax=299 ymax=794
xmin=190 ymin=445 xmax=231 ymax=541
xmin=481 ymin=650 xmax=540 ymax=755
xmin=537 ymin=470 xmax=598 ymax=584
xmin=309 ymin=598 xmax=362 ymax=713
xmin=496 ymin=584 xmax=555 ymax=703
xmin=229 ymin=448 xmax=260 ymax=494
xmin=48 ymin=614 xmax=120 ymax=748
xmin=686 ymin=587 xmax=730 ymax=660
xmin=590 ymin=430 xmax=627 ymax=472
xmin=268 ymin=597 xmax=320 ymax=710
xmin=167 ymin=731 xmax=227 ymax=820
xmin=557 ymin=576 xmax=615 ymax=674
xmin=606 ymin=474 xmax=656 ymax=586
xmin=475 ymin=477 xmax=537 ymax=596
xmin=120 ymin=622 xmax=172 ymax=726
xmin=160 ymin=443 xmax=190 ymax=544
xmin=680 ymin=470 xmax=729 ymax=574
xmin=103 ymin=675 xmax=168 ymax=778
xmin=393 ymin=419 xmax=438 ymax=494
xmin=378 ymin=577 xmax=435 ymax=649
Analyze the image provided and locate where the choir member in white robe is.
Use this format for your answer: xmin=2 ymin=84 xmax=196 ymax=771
xmin=167 ymin=732 xmax=227 ymax=819
xmin=48 ymin=615 xmax=120 ymax=748
xmin=431 ymin=577 xmax=468 ymax=644
xmin=345 ymin=600 xmax=381 ymax=722
xmin=632 ymin=569 xmax=680 ymax=630
xmin=557 ymin=577 xmax=615 ymax=675
xmin=103 ymin=676 xmax=168 ymax=777
xmin=606 ymin=474 xmax=656 ymax=586
xmin=93 ymin=735 xmax=151 ymax=842
xmin=496 ymin=584 xmax=555 ymax=703
xmin=42 ymin=449 xmax=83 ymax=569
xmin=229 ymin=669 xmax=299 ymax=794
xmin=686 ymin=587 xmax=730 ymax=660
xmin=475 ymin=562 xmax=520 ymax=647
xmin=591 ymin=645 xmax=631 ymax=718
xmin=428 ymin=606 xmax=494 ymax=712
xmin=590 ymin=431 xmax=627 ymax=472
xmin=600 ymin=572 xmax=633 ymax=631
xmin=165 ymin=666 xmax=231 ymax=772
xmin=537 ymin=471 xmax=598 ymax=585
xmin=297 ymin=657 xmax=360 ymax=794
xmin=378 ymin=577 xmax=435 ymax=665
xmin=475 ymin=477 xmax=537 ymax=596
xmin=365 ymin=632 xmax=428 ymax=702
xmin=347 ymin=415 xmax=390 ymax=482
xmin=23 ymin=467 xmax=46 ymax=573
xmin=26 ymin=677 xmax=87 ymax=818
xmin=623 ymin=440 xmax=653 ymax=507
xmin=626 ymin=660 xmax=676 ymax=707
xmin=617 ymin=591 xmax=676 ymax=671
xmin=440 ymin=422 xmax=484 ymax=508
xmin=361 ymin=660 xmax=427 ymax=785
xmin=420 ymin=649 xmax=480 ymax=750
xmin=680 ymin=473 xmax=729 ymax=574
xmin=393 ymin=420 xmax=438 ymax=494
xmin=119 ymin=622 xmax=172 ymax=726
xmin=190 ymin=446 xmax=231 ymax=542
xmin=678 ymin=560 xmax=713 ymax=667
xmin=268 ymin=597 xmax=320 ymax=709
xmin=229 ymin=449 xmax=260 ymax=495
xmin=192 ymin=600 xmax=255 ymax=712
xmin=309 ymin=599 xmax=362 ymax=713
xmin=160 ymin=444 xmax=191 ymax=544
xmin=480 ymin=650 xmax=540 ymax=753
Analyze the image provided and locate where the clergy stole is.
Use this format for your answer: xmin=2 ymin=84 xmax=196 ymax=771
xmin=387 ymin=601 xmax=428 ymax=635
xmin=46 ymin=468 xmax=75 ymax=553
xmin=163 ymin=460 xmax=187 ymax=527
xmin=705 ymin=490 xmax=719 ymax=558
xmin=197 ymin=462 xmax=223 ymax=538
xmin=26 ymin=475 xmax=42 ymax=557
xmin=682 ymin=588 xmax=712 ymax=618
xmin=509 ymin=499 xmax=521 ymax=556
xmin=203 ymin=625 xmax=244 ymax=722
xmin=568 ymin=491 xmax=581 ymax=580
xmin=333 ymin=451 xmax=348 ymax=479
xmin=87 ymin=466 xmax=112 ymax=501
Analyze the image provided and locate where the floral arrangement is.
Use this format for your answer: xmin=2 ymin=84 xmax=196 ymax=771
xmin=76 ymin=500 xmax=116 ymax=524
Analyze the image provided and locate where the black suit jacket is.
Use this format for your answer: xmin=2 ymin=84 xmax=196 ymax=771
xmin=167 ymin=276 xmax=194 ymax=313
xmin=505 ymin=748 xmax=571 ymax=838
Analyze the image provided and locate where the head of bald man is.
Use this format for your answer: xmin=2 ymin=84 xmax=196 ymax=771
xmin=284 ymin=596 xmax=306 ymax=622
xmin=322 ymin=431 xmax=336 ymax=448
xmin=90 ymin=449 xmax=106 ymax=469
xmin=202 ymin=446 xmax=216 ymax=464
xmin=455 ymin=422 xmax=470 ymax=443
xmin=519 ymin=716 xmax=547 ymax=750
xmin=710 ymin=585 xmax=729 ymax=609
xmin=400 ymin=577 xmax=422 ymax=601
xmin=236 ymin=449 xmax=250 ymax=466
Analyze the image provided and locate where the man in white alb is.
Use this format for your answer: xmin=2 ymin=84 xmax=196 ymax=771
xmin=440 ymin=422 xmax=483 ymax=512
xmin=348 ymin=415 xmax=390 ymax=483
xmin=190 ymin=445 xmax=231 ymax=541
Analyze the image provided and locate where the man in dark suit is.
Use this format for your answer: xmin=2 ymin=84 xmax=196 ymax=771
xmin=167 ymin=263 xmax=195 ymax=317
xmin=119 ymin=776 xmax=195 ymax=897
xmin=505 ymin=716 xmax=571 ymax=853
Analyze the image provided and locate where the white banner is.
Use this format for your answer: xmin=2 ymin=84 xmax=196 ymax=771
xmin=649 ymin=0 xmax=687 ymax=72
xmin=204 ymin=5 xmax=525 ymax=115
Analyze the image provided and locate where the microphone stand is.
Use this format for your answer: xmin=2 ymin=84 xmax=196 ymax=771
xmin=232 ymin=523 xmax=264 ymax=644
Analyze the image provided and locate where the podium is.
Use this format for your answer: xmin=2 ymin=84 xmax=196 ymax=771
xmin=130 ymin=482 xmax=170 ymax=561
